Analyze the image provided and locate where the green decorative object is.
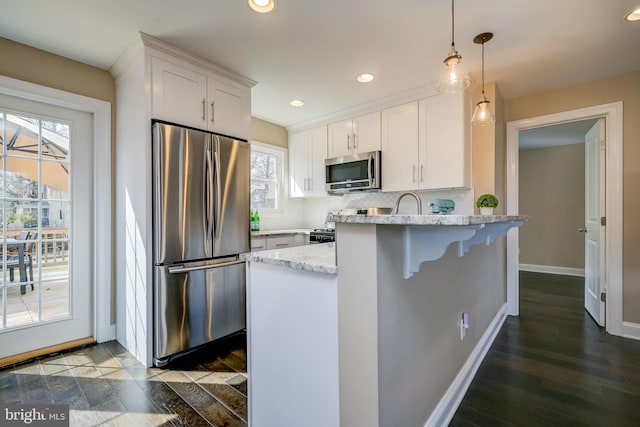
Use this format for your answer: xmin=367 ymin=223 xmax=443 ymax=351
xmin=476 ymin=194 xmax=499 ymax=208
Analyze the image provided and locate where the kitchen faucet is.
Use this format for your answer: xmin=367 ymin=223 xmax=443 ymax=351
xmin=392 ymin=192 xmax=423 ymax=215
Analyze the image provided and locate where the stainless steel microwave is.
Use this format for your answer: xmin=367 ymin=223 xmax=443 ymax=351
xmin=325 ymin=151 xmax=381 ymax=194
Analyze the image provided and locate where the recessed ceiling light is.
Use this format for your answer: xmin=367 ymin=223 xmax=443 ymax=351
xmin=357 ymin=73 xmax=375 ymax=83
xmin=290 ymin=99 xmax=304 ymax=107
xmin=248 ymin=0 xmax=275 ymax=13
xmin=625 ymin=7 xmax=640 ymax=21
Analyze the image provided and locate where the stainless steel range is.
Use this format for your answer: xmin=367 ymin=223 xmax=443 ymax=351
xmin=309 ymin=228 xmax=335 ymax=244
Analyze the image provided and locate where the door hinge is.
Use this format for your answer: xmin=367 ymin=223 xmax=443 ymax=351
xmin=600 ymin=292 xmax=607 ymax=302
xmin=601 ymin=216 xmax=606 ymax=226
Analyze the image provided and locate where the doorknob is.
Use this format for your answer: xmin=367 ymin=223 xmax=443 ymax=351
xmin=578 ymin=227 xmax=587 ymax=233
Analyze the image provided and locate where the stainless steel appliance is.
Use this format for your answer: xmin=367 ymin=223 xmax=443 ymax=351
xmin=325 ymin=150 xmax=381 ymax=194
xmin=309 ymin=228 xmax=336 ymax=244
xmin=152 ymin=120 xmax=250 ymax=367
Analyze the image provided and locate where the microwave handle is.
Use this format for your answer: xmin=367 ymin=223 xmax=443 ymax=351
xmin=368 ymin=153 xmax=374 ymax=186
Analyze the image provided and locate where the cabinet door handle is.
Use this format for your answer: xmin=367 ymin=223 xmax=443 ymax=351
xmin=211 ymin=101 xmax=215 ymax=124
xmin=347 ymin=134 xmax=351 ymax=150
xmin=353 ymin=133 xmax=357 ymax=148
xmin=275 ymin=243 xmax=290 ymax=247
xmin=308 ymin=178 xmax=312 ymax=191
xmin=413 ymin=165 xmax=416 ymax=183
xmin=420 ymin=164 xmax=424 ymax=182
xmin=202 ymin=98 xmax=206 ymax=121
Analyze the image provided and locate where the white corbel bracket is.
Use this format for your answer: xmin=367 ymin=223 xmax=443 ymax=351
xmin=402 ymin=220 xmax=526 ymax=279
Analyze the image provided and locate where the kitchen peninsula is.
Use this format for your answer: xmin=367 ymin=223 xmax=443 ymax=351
xmin=246 ymin=214 xmax=526 ymax=427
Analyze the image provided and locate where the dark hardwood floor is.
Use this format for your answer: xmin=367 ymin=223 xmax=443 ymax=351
xmin=2 ymin=272 xmax=639 ymax=426
xmin=450 ymin=271 xmax=640 ymax=427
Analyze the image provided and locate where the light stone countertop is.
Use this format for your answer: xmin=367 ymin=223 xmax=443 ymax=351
xmin=246 ymin=242 xmax=337 ymax=275
xmin=327 ymin=213 xmax=528 ymax=226
xmin=250 ymin=228 xmax=314 ymax=237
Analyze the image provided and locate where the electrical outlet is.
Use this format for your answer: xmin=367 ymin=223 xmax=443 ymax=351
xmin=460 ymin=312 xmax=470 ymax=340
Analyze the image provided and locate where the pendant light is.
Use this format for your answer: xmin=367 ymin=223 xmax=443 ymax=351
xmin=437 ymin=0 xmax=471 ymax=93
xmin=471 ymin=32 xmax=496 ymax=126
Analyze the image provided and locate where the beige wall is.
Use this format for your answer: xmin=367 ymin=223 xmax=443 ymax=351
xmin=0 ymin=37 xmax=115 ymax=104
xmin=519 ymin=144 xmax=585 ymax=269
xmin=471 ymin=82 xmax=506 ymax=214
xmin=505 ymin=70 xmax=640 ymax=323
xmin=251 ymin=117 xmax=288 ymax=148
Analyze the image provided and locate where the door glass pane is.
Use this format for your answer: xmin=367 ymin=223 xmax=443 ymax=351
xmin=1 ymin=111 xmax=71 ymax=331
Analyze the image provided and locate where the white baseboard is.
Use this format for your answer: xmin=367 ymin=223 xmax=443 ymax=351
xmin=623 ymin=322 xmax=640 ymax=341
xmin=519 ymin=263 xmax=585 ymax=277
xmin=425 ymin=304 xmax=507 ymax=427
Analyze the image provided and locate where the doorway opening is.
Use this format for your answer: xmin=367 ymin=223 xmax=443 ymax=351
xmin=517 ymin=118 xmax=605 ymax=325
xmin=505 ymin=102 xmax=623 ymax=337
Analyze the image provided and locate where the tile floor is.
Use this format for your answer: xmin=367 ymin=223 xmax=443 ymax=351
xmin=0 ymin=334 xmax=247 ymax=426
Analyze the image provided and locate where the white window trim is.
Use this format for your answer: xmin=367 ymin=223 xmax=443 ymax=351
xmin=251 ymin=140 xmax=288 ymax=215
xmin=0 ymin=75 xmax=113 ymax=343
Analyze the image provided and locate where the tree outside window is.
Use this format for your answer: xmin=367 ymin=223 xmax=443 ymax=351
xmin=250 ymin=142 xmax=285 ymax=211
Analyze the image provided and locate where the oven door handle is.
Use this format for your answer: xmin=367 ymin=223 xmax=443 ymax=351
xmin=368 ymin=153 xmax=374 ymax=187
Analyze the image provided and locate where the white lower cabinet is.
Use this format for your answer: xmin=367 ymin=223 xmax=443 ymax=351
xmin=251 ymin=234 xmax=308 ymax=251
xmin=266 ymin=235 xmax=295 ymax=250
xmin=381 ymin=91 xmax=471 ymax=192
xmin=251 ymin=238 xmax=267 ymax=251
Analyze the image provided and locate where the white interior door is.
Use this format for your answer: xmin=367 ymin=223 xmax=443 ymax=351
xmin=583 ymin=118 xmax=605 ymax=326
xmin=0 ymin=94 xmax=93 ymax=358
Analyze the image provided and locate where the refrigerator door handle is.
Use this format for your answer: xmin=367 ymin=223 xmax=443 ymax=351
xmin=168 ymin=259 xmax=245 ymax=274
xmin=213 ymin=136 xmax=222 ymax=239
xmin=205 ymin=148 xmax=214 ymax=239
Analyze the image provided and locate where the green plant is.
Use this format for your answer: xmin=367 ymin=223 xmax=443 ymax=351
xmin=476 ymin=194 xmax=499 ymax=208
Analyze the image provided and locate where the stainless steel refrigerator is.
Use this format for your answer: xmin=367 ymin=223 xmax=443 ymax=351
xmin=152 ymin=120 xmax=250 ymax=367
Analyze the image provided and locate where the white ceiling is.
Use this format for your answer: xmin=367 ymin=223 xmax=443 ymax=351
xmin=518 ymin=119 xmax=598 ymax=151
xmin=1 ymin=0 xmax=639 ymax=129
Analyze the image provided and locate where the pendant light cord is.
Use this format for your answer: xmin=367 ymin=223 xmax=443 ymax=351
xmin=451 ymin=0 xmax=455 ymax=48
xmin=481 ymin=40 xmax=485 ymax=97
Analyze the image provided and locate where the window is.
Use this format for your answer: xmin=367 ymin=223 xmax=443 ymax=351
xmin=250 ymin=141 xmax=286 ymax=211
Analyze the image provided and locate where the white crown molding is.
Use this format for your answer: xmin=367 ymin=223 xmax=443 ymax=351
xmin=110 ymin=32 xmax=257 ymax=89
xmin=287 ymin=83 xmax=443 ymax=133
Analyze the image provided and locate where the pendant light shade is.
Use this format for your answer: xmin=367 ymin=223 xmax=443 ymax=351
xmin=437 ymin=0 xmax=470 ymax=93
xmin=471 ymin=32 xmax=496 ymax=126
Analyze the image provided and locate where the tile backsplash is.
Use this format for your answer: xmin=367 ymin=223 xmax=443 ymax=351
xmin=342 ymin=188 xmax=475 ymax=214
xmin=300 ymin=188 xmax=475 ymax=229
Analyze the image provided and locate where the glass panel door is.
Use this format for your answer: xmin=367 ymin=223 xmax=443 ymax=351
xmin=0 ymin=93 xmax=92 ymax=359
xmin=1 ymin=112 xmax=71 ymax=328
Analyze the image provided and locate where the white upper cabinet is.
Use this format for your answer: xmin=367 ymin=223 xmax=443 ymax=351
xmin=381 ymin=91 xmax=470 ymax=192
xmin=207 ymin=79 xmax=251 ymax=139
xmin=151 ymin=56 xmax=207 ymax=129
xmin=289 ymin=126 xmax=328 ymax=198
xmin=419 ymin=92 xmax=470 ymax=190
xmin=381 ymin=102 xmax=419 ymax=192
xmin=327 ymin=112 xmax=380 ymax=158
xmin=151 ymin=56 xmax=251 ymax=140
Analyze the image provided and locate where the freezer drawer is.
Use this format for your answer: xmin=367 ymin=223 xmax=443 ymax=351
xmin=154 ymin=260 xmax=246 ymax=364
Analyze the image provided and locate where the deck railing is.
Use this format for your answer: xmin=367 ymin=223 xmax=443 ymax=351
xmin=2 ymin=227 xmax=69 ymax=266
